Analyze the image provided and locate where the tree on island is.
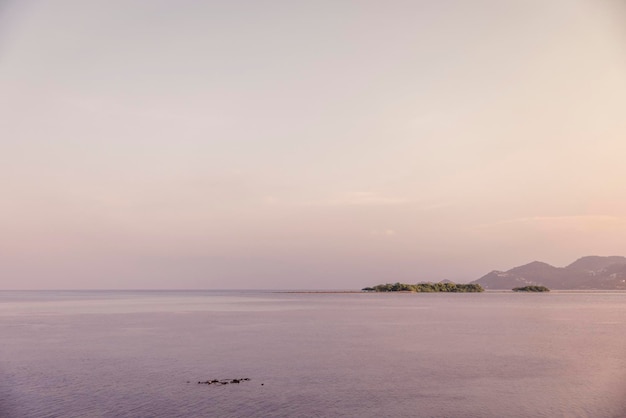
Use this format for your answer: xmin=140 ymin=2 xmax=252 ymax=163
xmin=512 ymin=285 xmax=550 ymax=292
xmin=362 ymin=282 xmax=484 ymax=293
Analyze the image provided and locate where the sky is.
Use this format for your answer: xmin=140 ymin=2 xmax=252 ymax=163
xmin=1 ymin=0 xmax=625 ymax=289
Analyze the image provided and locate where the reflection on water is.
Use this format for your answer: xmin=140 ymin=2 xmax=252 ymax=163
xmin=1 ymin=291 xmax=625 ymax=417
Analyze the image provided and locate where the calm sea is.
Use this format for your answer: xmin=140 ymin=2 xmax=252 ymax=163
xmin=1 ymin=290 xmax=625 ymax=418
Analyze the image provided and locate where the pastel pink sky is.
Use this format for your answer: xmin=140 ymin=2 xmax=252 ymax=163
xmin=1 ymin=0 xmax=625 ymax=289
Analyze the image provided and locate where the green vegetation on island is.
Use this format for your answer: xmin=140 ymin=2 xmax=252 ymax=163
xmin=362 ymin=282 xmax=484 ymax=293
xmin=512 ymin=285 xmax=550 ymax=292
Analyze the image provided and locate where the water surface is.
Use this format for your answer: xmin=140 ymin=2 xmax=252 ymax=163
xmin=1 ymin=290 xmax=625 ymax=417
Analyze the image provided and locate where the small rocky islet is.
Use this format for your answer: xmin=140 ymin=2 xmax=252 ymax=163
xmin=512 ymin=285 xmax=550 ymax=292
xmin=196 ymin=378 xmax=251 ymax=386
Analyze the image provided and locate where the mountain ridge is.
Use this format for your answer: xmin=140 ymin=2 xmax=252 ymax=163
xmin=471 ymin=256 xmax=626 ymax=290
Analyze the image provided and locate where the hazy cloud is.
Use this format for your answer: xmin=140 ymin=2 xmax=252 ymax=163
xmin=475 ymin=215 xmax=626 ymax=230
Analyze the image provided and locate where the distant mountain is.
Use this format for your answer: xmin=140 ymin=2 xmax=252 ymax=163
xmin=565 ymin=255 xmax=626 ymax=272
xmin=471 ymin=256 xmax=626 ymax=290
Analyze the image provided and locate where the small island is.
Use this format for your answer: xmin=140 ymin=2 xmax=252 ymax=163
xmin=362 ymin=282 xmax=484 ymax=293
xmin=512 ymin=285 xmax=550 ymax=292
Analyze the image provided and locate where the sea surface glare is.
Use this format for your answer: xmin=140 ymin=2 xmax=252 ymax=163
xmin=1 ymin=290 xmax=625 ymax=417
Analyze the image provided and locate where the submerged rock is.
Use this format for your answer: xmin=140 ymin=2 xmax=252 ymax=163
xmin=197 ymin=378 xmax=251 ymax=386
